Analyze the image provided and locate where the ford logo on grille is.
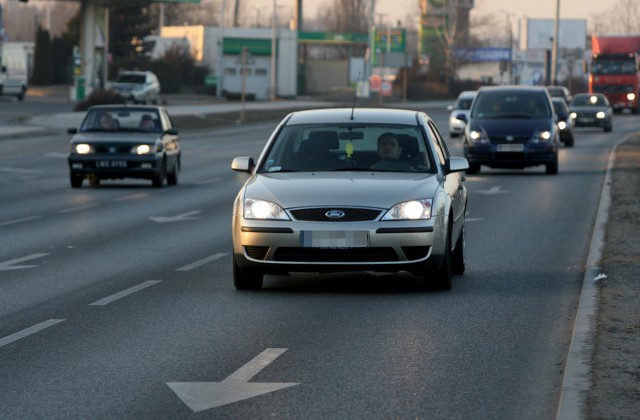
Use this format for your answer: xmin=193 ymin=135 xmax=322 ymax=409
xmin=506 ymin=135 xmax=514 ymax=142
xmin=325 ymin=210 xmax=345 ymax=219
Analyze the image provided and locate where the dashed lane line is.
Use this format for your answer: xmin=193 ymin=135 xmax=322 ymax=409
xmin=89 ymin=280 xmax=161 ymax=306
xmin=0 ymin=319 xmax=66 ymax=348
xmin=176 ymin=253 xmax=228 ymax=271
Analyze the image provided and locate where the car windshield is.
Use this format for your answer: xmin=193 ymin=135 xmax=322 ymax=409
xmin=471 ymin=91 xmax=552 ymax=118
xmin=571 ymin=95 xmax=608 ymax=107
xmin=552 ymin=100 xmax=568 ymax=114
xmin=116 ymin=74 xmax=146 ymax=84
xmin=455 ymin=97 xmax=474 ymax=110
xmin=80 ymin=109 xmax=162 ymax=133
xmin=592 ymin=58 xmax=636 ymax=75
xmin=258 ymin=124 xmax=435 ymax=174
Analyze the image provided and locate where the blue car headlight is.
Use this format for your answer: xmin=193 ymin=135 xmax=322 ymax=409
xmin=532 ymin=130 xmax=552 ymax=144
xmin=468 ymin=129 xmax=490 ymax=144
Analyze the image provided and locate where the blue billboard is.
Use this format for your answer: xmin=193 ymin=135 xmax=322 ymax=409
xmin=454 ymin=47 xmax=512 ymax=62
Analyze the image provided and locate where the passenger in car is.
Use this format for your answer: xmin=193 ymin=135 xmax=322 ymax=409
xmin=139 ymin=114 xmax=156 ymax=130
xmin=98 ymin=112 xmax=118 ymax=130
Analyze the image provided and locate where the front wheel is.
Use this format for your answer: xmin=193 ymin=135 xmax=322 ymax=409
xmin=167 ymin=158 xmax=180 ymax=186
xmin=425 ymin=224 xmax=452 ymax=290
xmin=152 ymin=161 xmax=166 ymax=188
xmin=604 ymin=123 xmax=612 ymax=132
xmin=233 ymin=256 xmax=264 ymax=290
xmin=546 ymin=158 xmax=558 ymax=175
xmin=452 ymin=218 xmax=466 ymax=275
xmin=466 ymin=163 xmax=481 ymax=174
xmin=70 ymin=172 xmax=83 ymax=188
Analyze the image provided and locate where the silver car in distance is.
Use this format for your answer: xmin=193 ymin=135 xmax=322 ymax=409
xmin=231 ymin=108 xmax=469 ymax=290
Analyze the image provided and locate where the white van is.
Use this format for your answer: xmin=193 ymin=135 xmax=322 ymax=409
xmin=1 ymin=43 xmax=29 ymax=101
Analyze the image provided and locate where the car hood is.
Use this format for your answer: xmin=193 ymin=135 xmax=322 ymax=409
xmin=569 ymin=106 xmax=608 ymax=113
xmin=70 ymin=132 xmax=159 ymax=143
xmin=111 ymin=82 xmax=140 ymax=90
xmin=470 ymin=118 xmax=552 ymax=135
xmin=243 ymin=172 xmax=441 ymax=209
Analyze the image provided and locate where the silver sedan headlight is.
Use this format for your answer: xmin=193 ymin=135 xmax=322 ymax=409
xmin=382 ymin=199 xmax=432 ymax=220
xmin=244 ymin=198 xmax=290 ymax=220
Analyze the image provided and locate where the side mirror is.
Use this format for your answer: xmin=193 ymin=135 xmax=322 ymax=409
xmin=231 ymin=156 xmax=255 ymax=173
xmin=165 ymin=128 xmax=178 ymax=135
xmin=447 ymin=105 xmax=454 ymax=111
xmin=67 ymin=127 xmax=78 ymax=134
xmin=444 ymin=157 xmax=469 ymax=174
xmin=455 ymin=113 xmax=467 ymax=123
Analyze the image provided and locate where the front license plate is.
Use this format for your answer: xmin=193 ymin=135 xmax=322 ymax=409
xmin=96 ymin=160 xmax=127 ymax=168
xmin=300 ymin=231 xmax=369 ymax=248
xmin=496 ymin=144 xmax=524 ymax=152
xmin=578 ymin=118 xmax=594 ymax=124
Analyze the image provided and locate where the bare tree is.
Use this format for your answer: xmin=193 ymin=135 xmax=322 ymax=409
xmin=591 ymin=0 xmax=640 ymax=34
xmin=320 ymin=0 xmax=370 ymax=33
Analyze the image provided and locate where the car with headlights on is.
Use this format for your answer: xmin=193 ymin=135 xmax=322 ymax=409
xmin=67 ymin=105 xmax=180 ymax=188
xmin=463 ymin=85 xmax=559 ymax=175
xmin=569 ymin=92 xmax=613 ymax=132
xmin=231 ymin=108 xmax=469 ymax=291
xmin=552 ymin=97 xmax=575 ymax=147
xmin=447 ymin=90 xmax=477 ymax=137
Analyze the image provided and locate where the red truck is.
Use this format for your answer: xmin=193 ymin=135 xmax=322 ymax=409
xmin=589 ymin=35 xmax=640 ymax=114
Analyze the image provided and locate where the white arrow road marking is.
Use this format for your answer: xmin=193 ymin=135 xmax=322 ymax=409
xmin=176 ymin=253 xmax=228 ymax=271
xmin=89 ymin=280 xmax=161 ymax=306
xmin=475 ymin=186 xmax=510 ymax=195
xmin=0 ymin=215 xmax=42 ymax=227
xmin=0 ymin=319 xmax=65 ymax=348
xmin=150 ymin=210 xmax=202 ymax=223
xmin=0 ymin=253 xmax=49 ymax=271
xmin=167 ymin=348 xmax=300 ymax=412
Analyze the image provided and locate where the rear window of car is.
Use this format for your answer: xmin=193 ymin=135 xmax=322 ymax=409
xmin=471 ymin=91 xmax=552 ymax=118
xmin=455 ymin=97 xmax=474 ymax=110
xmin=259 ymin=124 xmax=436 ymax=174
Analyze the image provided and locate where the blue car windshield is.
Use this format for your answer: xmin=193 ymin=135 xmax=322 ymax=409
xmin=471 ymin=92 xmax=552 ymax=119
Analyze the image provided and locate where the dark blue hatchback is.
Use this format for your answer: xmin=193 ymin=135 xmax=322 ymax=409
xmin=463 ymin=86 xmax=559 ymax=175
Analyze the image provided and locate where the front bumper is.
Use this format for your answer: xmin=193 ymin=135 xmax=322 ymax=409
xmin=464 ymin=143 xmax=557 ymax=168
xmin=232 ymin=215 xmax=448 ymax=275
xmin=68 ymin=154 xmax=162 ymax=179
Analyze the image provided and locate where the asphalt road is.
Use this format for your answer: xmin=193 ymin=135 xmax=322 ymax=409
xmin=0 ymin=93 xmax=638 ymax=418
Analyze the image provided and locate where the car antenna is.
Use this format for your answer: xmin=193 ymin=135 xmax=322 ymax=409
xmin=350 ymin=71 xmax=361 ymax=120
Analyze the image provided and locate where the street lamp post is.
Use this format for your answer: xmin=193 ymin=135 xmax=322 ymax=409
xmin=550 ymin=0 xmax=560 ymax=85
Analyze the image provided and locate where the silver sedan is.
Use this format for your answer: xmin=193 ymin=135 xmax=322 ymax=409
xmin=231 ymin=108 xmax=469 ymax=290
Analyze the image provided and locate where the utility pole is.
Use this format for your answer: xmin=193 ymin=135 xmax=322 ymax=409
xmin=551 ymin=0 xmax=560 ymax=85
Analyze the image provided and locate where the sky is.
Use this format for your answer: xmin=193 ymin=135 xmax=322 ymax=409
xmin=295 ymin=0 xmax=612 ymax=28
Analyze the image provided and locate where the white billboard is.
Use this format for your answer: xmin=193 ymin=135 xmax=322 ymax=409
xmin=519 ymin=18 xmax=587 ymax=51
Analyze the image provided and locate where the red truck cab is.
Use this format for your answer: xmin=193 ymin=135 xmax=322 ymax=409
xmin=590 ymin=35 xmax=640 ymax=114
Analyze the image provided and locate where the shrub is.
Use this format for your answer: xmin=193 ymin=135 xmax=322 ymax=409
xmin=74 ymin=88 xmax=125 ymax=111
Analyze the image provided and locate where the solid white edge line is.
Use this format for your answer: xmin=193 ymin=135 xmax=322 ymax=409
xmin=0 ymin=319 xmax=66 ymax=348
xmin=176 ymin=253 xmax=228 ymax=271
xmin=555 ymin=134 xmax=628 ymax=420
xmin=89 ymin=280 xmax=161 ymax=306
xmin=0 ymin=215 xmax=42 ymax=227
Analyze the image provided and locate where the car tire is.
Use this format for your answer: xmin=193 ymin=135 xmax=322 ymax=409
xmin=604 ymin=123 xmax=612 ymax=132
xmin=546 ymin=158 xmax=558 ymax=175
xmin=426 ymin=222 xmax=452 ymax=290
xmin=70 ymin=172 xmax=83 ymax=188
xmin=152 ymin=160 xmax=166 ymax=188
xmin=452 ymin=217 xmax=466 ymax=275
xmin=466 ymin=163 xmax=481 ymax=174
xmin=167 ymin=158 xmax=180 ymax=186
xmin=233 ymin=256 xmax=264 ymax=290
xmin=564 ymin=135 xmax=574 ymax=147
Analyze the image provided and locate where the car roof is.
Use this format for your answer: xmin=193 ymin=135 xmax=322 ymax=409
xmin=87 ymin=104 xmax=166 ymax=111
xmin=457 ymin=91 xmax=477 ymax=98
xmin=478 ymin=85 xmax=548 ymax=93
xmin=284 ymin=108 xmax=422 ymax=125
